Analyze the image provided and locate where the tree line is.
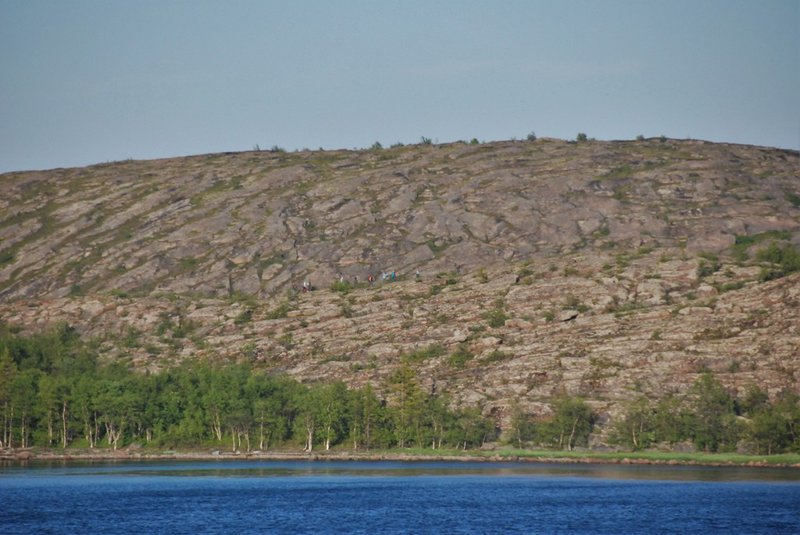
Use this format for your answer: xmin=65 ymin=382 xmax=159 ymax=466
xmin=608 ymin=373 xmax=800 ymax=455
xmin=1 ymin=323 xmax=798 ymax=454
xmin=508 ymin=372 xmax=799 ymax=455
xmin=0 ymin=324 xmax=496 ymax=451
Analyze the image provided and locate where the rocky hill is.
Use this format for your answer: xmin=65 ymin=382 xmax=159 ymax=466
xmin=1 ymin=137 xmax=799 ymax=432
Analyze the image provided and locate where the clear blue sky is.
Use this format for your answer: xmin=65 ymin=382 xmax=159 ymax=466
xmin=1 ymin=0 xmax=798 ymax=172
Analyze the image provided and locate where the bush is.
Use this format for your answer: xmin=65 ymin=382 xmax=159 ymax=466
xmin=484 ymin=308 xmax=508 ymax=328
xmin=482 ymin=349 xmax=511 ymax=364
xmin=526 ymin=131 xmax=537 ymax=141
xmin=576 ymin=133 xmax=588 ymax=143
xmin=785 ymin=191 xmax=800 ymax=207
xmin=234 ymin=309 xmax=253 ymax=325
xmin=697 ymin=259 xmax=720 ymax=278
xmin=278 ymin=333 xmax=294 ymax=349
xmin=756 ymin=242 xmax=800 ymax=280
xmin=448 ymin=344 xmax=474 ymax=368
xmin=732 ymin=230 xmax=791 ymax=261
xmin=266 ymin=301 xmax=291 ymax=319
xmin=403 ymin=344 xmax=445 ymax=363
xmin=0 ymin=250 xmax=14 ymax=266
xmin=330 ymin=280 xmax=352 ymax=293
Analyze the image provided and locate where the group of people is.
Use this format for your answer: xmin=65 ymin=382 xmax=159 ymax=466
xmin=378 ymin=270 xmax=397 ymax=282
xmin=352 ymin=270 xmax=398 ymax=285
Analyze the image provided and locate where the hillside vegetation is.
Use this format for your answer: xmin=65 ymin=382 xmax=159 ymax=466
xmin=1 ymin=137 xmax=799 ymax=451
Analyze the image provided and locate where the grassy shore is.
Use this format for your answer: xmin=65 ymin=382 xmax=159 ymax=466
xmin=398 ymin=447 xmax=800 ymax=467
xmin=3 ymin=446 xmax=799 ymax=468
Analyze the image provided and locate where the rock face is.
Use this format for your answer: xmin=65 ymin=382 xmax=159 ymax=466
xmin=2 ymin=138 xmax=798 ymax=301
xmin=1 ymin=138 xmax=799 ymax=430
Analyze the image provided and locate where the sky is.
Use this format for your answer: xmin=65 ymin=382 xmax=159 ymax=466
xmin=1 ymin=0 xmax=798 ymax=173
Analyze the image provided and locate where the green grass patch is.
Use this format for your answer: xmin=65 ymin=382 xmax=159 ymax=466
xmin=600 ymin=165 xmax=634 ymax=180
xmin=266 ymin=301 xmax=292 ymax=320
xmin=109 ymin=288 xmax=129 ymax=299
xmin=714 ymin=281 xmax=745 ymax=293
xmin=179 ymin=257 xmax=198 ymax=270
xmin=378 ymin=447 xmax=800 ymax=466
xmin=484 ymin=308 xmax=508 ymax=328
xmin=320 ymin=354 xmax=351 ymax=364
xmin=487 ymin=449 xmax=800 ymax=466
xmin=756 ymin=242 xmax=800 ymax=281
xmin=330 ymin=280 xmax=352 ymax=293
xmin=0 ymin=249 xmax=14 ymax=267
xmin=481 ymin=349 xmax=512 ymax=364
xmin=785 ymin=191 xmax=800 ymax=207
xmin=697 ymin=259 xmax=720 ymax=278
xmin=426 ymin=239 xmax=449 ymax=255
xmin=448 ymin=344 xmax=474 ymax=369
xmin=403 ymin=344 xmax=446 ymax=363
xmin=234 ymin=309 xmax=253 ymax=325
xmin=228 ymin=292 xmax=259 ymax=308
xmin=732 ymin=230 xmax=792 ymax=261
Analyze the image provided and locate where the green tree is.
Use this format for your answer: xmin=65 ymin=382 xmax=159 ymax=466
xmin=96 ymin=375 xmax=140 ymax=450
xmin=199 ymin=364 xmax=231 ymax=442
xmin=387 ymin=363 xmax=424 ymax=448
xmin=548 ymin=396 xmax=595 ymax=451
xmin=53 ymin=376 xmax=73 ymax=448
xmin=247 ymin=373 xmax=293 ymax=450
xmin=651 ymin=394 xmax=693 ymax=444
xmin=349 ymin=383 xmax=384 ymax=450
xmin=10 ymin=368 xmax=39 ymax=448
xmin=739 ymin=384 xmax=770 ymax=416
xmin=748 ymin=393 xmax=800 ymax=454
xmin=424 ymin=394 xmax=452 ymax=450
xmin=294 ymin=385 xmax=319 ymax=451
xmin=508 ymin=401 xmax=535 ymax=449
xmin=749 ymin=408 xmax=789 ymax=455
xmin=450 ymin=406 xmax=494 ymax=450
xmin=71 ymin=374 xmax=101 ymax=448
xmin=0 ymin=347 xmax=17 ymax=447
xmin=611 ymin=396 xmax=655 ymax=450
xmin=161 ymin=366 xmax=208 ymax=446
xmin=689 ymin=373 xmax=740 ymax=452
xmin=318 ymin=381 xmax=349 ymax=450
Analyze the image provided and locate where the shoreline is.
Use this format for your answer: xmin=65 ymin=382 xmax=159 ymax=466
xmin=3 ymin=448 xmax=799 ymax=468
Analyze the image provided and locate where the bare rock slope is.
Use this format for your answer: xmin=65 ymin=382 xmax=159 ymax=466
xmin=1 ymin=138 xmax=799 ymax=430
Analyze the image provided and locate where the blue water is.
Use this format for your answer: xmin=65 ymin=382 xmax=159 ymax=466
xmin=1 ymin=461 xmax=798 ymax=534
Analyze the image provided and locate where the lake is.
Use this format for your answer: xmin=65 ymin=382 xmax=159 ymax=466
xmin=1 ymin=460 xmax=798 ymax=534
